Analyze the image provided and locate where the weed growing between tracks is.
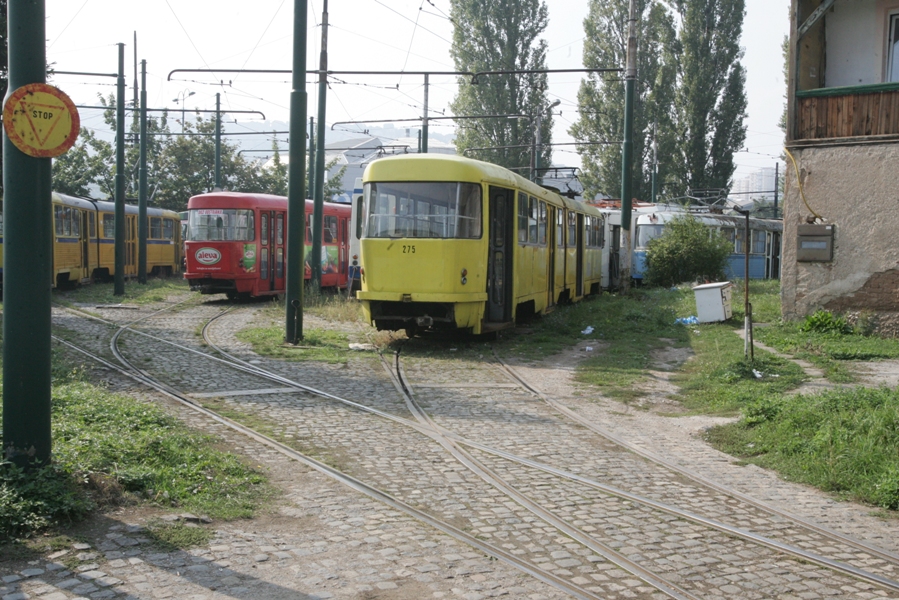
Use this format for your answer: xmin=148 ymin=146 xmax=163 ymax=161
xmin=0 ymin=345 xmax=272 ymax=542
xmin=52 ymin=278 xmax=190 ymax=306
xmin=237 ymin=326 xmax=351 ymax=363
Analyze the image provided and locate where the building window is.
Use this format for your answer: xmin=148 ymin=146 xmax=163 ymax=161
xmin=890 ymin=13 xmax=899 ymax=82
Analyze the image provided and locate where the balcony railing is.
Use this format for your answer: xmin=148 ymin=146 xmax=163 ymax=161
xmin=794 ymin=82 xmax=899 ymax=141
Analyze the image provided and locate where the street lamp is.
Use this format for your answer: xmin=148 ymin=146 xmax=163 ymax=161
xmin=534 ymin=99 xmax=561 ymax=184
xmin=173 ymin=89 xmax=195 ymax=132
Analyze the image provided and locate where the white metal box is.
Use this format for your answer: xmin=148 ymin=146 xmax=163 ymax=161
xmin=691 ymin=281 xmax=733 ymax=323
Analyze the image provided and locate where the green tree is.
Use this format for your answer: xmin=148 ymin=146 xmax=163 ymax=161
xmin=51 ymin=128 xmax=112 ymax=197
xmin=570 ymin=0 xmax=677 ymax=200
xmin=672 ymin=0 xmax=748 ymax=194
xmin=449 ymin=0 xmax=552 ymax=173
xmin=644 ymin=214 xmax=732 ymax=287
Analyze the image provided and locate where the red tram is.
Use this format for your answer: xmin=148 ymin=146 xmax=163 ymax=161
xmin=183 ymin=192 xmax=351 ymax=299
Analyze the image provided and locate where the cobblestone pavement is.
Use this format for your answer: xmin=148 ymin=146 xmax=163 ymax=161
xmin=3 ymin=298 xmax=899 ymax=599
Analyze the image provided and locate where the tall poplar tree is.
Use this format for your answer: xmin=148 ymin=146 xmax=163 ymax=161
xmin=570 ymin=0 xmax=677 ymax=200
xmin=672 ymin=0 xmax=748 ymax=194
xmin=449 ymin=0 xmax=551 ymax=174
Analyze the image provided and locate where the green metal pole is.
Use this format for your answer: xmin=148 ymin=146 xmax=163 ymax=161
xmin=311 ymin=0 xmax=328 ymax=290
xmin=421 ymin=73 xmax=429 ymax=153
xmin=308 ymin=116 xmax=315 ymax=203
xmin=619 ymin=0 xmax=637 ymax=292
xmin=535 ymin=112 xmax=542 ymax=184
xmin=214 ymin=92 xmax=222 ymax=190
xmin=284 ymin=0 xmax=308 ymax=344
xmin=114 ymin=43 xmax=126 ymax=296
xmin=138 ymin=59 xmax=148 ymax=284
xmin=3 ymin=0 xmax=52 ymax=468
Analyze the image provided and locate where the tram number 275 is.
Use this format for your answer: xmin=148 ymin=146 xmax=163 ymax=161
xmin=402 ymin=245 xmax=416 ymax=254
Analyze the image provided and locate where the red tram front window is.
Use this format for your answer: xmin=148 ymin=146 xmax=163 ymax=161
xmin=324 ymin=215 xmax=337 ymax=243
xmin=187 ymin=209 xmax=255 ymax=241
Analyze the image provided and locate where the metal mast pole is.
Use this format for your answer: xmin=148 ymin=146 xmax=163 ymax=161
xmin=3 ymin=0 xmax=52 ymax=467
xmin=114 ymin=43 xmax=126 ymax=296
xmin=214 ymin=92 xmax=222 ymax=190
xmin=308 ymin=116 xmax=315 ymax=202
xmin=284 ymin=0 xmax=309 ymax=343
xmin=138 ymin=59 xmax=148 ymax=284
xmin=311 ymin=0 xmax=328 ymax=290
xmin=619 ymin=0 xmax=638 ymax=292
xmin=421 ymin=73 xmax=429 ymax=153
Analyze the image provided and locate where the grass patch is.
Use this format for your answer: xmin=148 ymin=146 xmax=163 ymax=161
xmin=52 ymin=277 xmax=189 ymax=306
xmin=755 ymin=319 xmax=899 ymax=383
xmin=496 ymin=288 xmax=689 ymax=402
xmin=672 ymin=324 xmax=806 ymax=413
xmin=0 ymin=362 xmax=271 ymax=541
xmin=236 ymin=326 xmax=350 ymax=363
xmin=303 ymin=287 xmax=365 ymax=323
xmin=707 ymin=386 xmax=899 ymax=509
xmin=145 ymin=521 xmax=214 ymax=550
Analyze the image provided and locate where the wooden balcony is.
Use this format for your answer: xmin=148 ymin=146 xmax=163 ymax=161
xmin=795 ymin=83 xmax=899 ymax=141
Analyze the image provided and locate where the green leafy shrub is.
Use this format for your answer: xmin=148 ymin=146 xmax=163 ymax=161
xmin=644 ymin=214 xmax=733 ymax=288
xmin=799 ymin=310 xmax=852 ymax=335
xmin=0 ymin=462 xmax=93 ymax=540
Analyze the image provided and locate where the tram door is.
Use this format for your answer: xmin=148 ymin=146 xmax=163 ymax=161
xmin=487 ymin=186 xmax=514 ymax=323
xmin=339 ymin=217 xmax=348 ymax=279
xmin=272 ymin=212 xmax=285 ymax=292
xmin=80 ymin=212 xmax=91 ymax=282
xmin=258 ymin=212 xmax=271 ymax=293
xmin=608 ymin=225 xmax=621 ymax=290
xmin=126 ymin=215 xmax=137 ymax=276
xmin=546 ymin=206 xmax=556 ymax=309
xmin=575 ymin=213 xmax=584 ymax=297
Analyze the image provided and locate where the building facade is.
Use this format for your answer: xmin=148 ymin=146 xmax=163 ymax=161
xmin=783 ymin=0 xmax=899 ymax=332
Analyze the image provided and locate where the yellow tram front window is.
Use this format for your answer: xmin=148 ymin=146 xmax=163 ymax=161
xmin=163 ymin=219 xmax=174 ymax=240
xmin=364 ymin=181 xmax=481 ymax=239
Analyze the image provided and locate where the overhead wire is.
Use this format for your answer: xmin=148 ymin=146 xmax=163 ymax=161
xmin=48 ymin=0 xmax=91 ymax=50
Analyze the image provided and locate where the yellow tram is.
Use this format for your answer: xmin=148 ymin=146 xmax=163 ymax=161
xmin=356 ymin=154 xmax=604 ymax=335
xmin=0 ymin=192 xmax=183 ymax=290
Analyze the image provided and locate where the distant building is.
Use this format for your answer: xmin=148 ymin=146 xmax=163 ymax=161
xmin=729 ymin=166 xmax=782 ymax=204
xmin=783 ymin=0 xmax=899 ymax=332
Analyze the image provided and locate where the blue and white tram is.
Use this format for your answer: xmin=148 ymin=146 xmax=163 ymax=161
xmin=631 ymin=210 xmax=782 ymax=282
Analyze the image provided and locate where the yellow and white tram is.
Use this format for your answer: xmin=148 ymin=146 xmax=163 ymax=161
xmin=356 ymin=154 xmax=604 ymax=335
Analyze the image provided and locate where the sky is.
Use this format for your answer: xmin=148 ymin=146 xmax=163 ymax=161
xmin=43 ymin=0 xmax=789 ymax=185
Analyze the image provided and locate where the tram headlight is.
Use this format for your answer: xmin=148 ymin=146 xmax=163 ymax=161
xmin=461 ymin=268 xmax=468 ymax=285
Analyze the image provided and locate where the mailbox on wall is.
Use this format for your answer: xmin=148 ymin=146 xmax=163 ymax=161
xmin=796 ymin=224 xmax=834 ymax=262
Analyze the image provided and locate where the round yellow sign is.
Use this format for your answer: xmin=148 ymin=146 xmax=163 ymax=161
xmin=3 ymin=83 xmax=80 ymax=158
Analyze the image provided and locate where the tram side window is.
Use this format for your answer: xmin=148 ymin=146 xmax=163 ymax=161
xmin=54 ymin=206 xmax=63 ymax=235
xmin=517 ymin=193 xmax=528 ymax=243
xmin=89 ymin=213 xmax=95 ymax=238
xmin=751 ymin=230 xmax=766 ymax=254
xmin=163 ymin=219 xmax=174 ymax=240
xmin=557 ymin=210 xmax=564 ymax=247
xmin=568 ymin=211 xmax=577 ymax=246
xmin=306 ymin=213 xmax=312 ymax=242
xmin=261 ymin=214 xmax=269 ymax=245
xmin=538 ymin=201 xmax=547 ymax=246
xmin=528 ymin=197 xmax=538 ymax=244
xmin=719 ymin=228 xmax=735 ymax=250
xmin=150 ymin=217 xmax=162 ymax=239
xmin=735 ymin=228 xmax=746 ymax=254
xmin=72 ymin=210 xmax=81 ymax=237
xmin=324 ymin=215 xmax=337 ymax=243
xmin=277 ymin=214 xmax=284 ymax=244
xmin=103 ymin=214 xmax=115 ymax=238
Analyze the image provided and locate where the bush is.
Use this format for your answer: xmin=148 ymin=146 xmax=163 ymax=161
xmin=800 ymin=309 xmax=852 ymax=335
xmin=644 ymin=214 xmax=733 ymax=287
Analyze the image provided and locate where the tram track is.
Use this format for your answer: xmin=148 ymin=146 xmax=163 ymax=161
xmin=51 ymin=302 xmax=899 ymax=598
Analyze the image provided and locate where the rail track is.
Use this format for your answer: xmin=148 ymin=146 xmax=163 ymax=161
xmin=50 ymin=300 xmax=899 ymax=599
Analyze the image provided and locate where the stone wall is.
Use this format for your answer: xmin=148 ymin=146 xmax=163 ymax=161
xmin=781 ymin=143 xmax=899 ymax=323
